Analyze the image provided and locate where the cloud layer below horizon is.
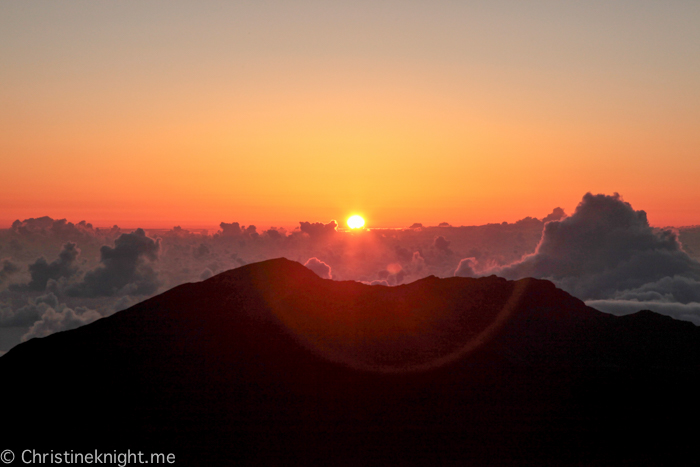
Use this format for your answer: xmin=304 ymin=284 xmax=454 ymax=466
xmin=2 ymin=192 xmax=700 ymax=353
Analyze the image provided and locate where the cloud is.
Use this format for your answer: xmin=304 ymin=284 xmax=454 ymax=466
xmin=263 ymin=228 xmax=285 ymax=240
xmin=5 ymin=195 xmax=700 ymax=351
xmin=610 ymin=276 xmax=700 ymax=303
xmin=299 ymin=221 xmax=337 ymax=239
xmin=360 ymin=279 xmax=390 ymax=286
xmin=22 ymin=305 xmax=101 ymax=341
xmin=378 ymin=263 xmax=405 ymax=285
xmin=304 ymin=257 xmax=332 ymax=279
xmin=1 ymin=293 xmax=59 ymax=327
xmin=487 ymin=193 xmax=700 ymax=300
xmin=111 ymin=296 xmax=137 ymax=313
xmin=454 ymin=257 xmax=478 ymax=278
xmin=165 ymin=226 xmax=190 ymax=237
xmin=193 ymin=243 xmax=210 ymax=259
xmin=11 ymin=216 xmax=55 ymax=235
xmin=543 ymin=207 xmax=566 ymax=223
xmin=0 ymin=259 xmax=20 ymax=284
xmin=218 ymin=222 xmax=258 ymax=239
xmin=11 ymin=216 xmax=97 ymax=239
xmin=583 ymin=276 xmax=700 ymax=324
xmin=2 ymin=293 xmax=102 ymax=341
xmin=586 ymin=300 xmax=700 ymax=326
xmin=433 ymin=236 xmax=452 ymax=254
xmin=0 ymin=302 xmax=42 ymax=327
xmin=411 ymin=251 xmax=425 ymax=273
xmin=12 ymin=242 xmax=81 ymax=292
xmin=67 ymin=229 xmax=161 ymax=297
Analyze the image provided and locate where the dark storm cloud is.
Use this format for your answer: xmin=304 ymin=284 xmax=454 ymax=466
xmin=67 ymin=229 xmax=161 ymax=297
xmin=11 ymin=242 xmax=81 ymax=292
xmin=487 ymin=193 xmax=700 ymax=300
xmin=304 ymin=257 xmax=332 ymax=279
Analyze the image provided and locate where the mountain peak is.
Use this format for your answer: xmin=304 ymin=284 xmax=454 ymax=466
xmin=2 ymin=259 xmax=699 ymax=465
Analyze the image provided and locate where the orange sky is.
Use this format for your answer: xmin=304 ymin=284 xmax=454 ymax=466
xmin=1 ymin=2 xmax=699 ymax=229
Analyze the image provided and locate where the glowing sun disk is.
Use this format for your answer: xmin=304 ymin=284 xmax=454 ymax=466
xmin=347 ymin=215 xmax=365 ymax=229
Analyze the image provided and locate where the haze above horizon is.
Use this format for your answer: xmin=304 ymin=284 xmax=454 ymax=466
xmin=2 ymin=1 xmax=699 ymax=227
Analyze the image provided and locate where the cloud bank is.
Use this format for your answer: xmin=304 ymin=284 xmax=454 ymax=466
xmin=2 ymin=195 xmax=700 ymax=354
xmin=1 ymin=292 xmax=101 ymax=341
xmin=475 ymin=193 xmax=700 ymax=320
xmin=12 ymin=242 xmax=81 ymax=292
xmin=67 ymin=229 xmax=160 ymax=297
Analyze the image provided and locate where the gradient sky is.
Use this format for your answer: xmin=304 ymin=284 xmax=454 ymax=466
xmin=2 ymin=1 xmax=699 ymax=228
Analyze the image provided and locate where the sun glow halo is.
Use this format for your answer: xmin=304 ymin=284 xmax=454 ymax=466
xmin=347 ymin=215 xmax=365 ymax=229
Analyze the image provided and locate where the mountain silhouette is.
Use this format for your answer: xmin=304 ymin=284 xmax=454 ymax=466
xmin=2 ymin=258 xmax=699 ymax=466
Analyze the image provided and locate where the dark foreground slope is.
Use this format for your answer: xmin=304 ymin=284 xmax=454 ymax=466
xmin=2 ymin=258 xmax=699 ymax=466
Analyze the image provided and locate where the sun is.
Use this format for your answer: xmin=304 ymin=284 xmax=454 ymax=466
xmin=347 ymin=215 xmax=365 ymax=229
